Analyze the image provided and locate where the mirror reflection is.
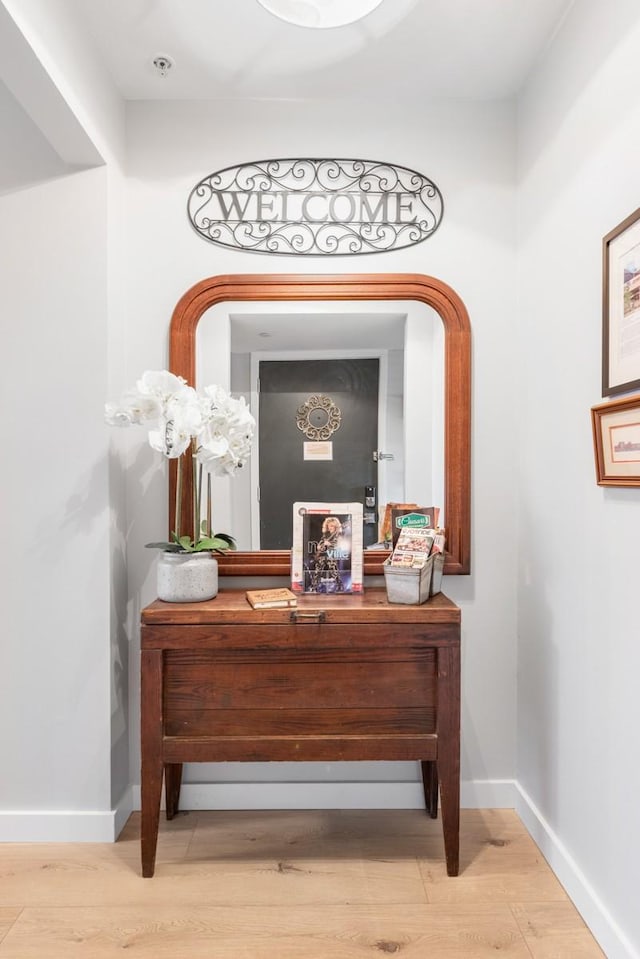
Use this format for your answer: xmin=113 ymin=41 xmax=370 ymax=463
xmin=196 ymin=300 xmax=444 ymax=551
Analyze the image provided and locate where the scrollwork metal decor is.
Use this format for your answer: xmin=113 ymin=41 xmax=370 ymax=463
xmin=187 ymin=158 xmax=444 ymax=256
xmin=296 ymin=395 xmax=342 ymax=440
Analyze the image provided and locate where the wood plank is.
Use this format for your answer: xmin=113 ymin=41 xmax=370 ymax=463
xmin=164 ymin=706 xmax=436 ymax=737
xmin=162 ymin=733 xmax=438 ymax=763
xmin=143 ymin=621 xmax=459 ymax=650
xmin=141 ymin=589 xmax=461 ymax=628
xmin=0 ymin=812 xmax=605 ymax=959
xmin=0 ymin=904 xmax=529 ymax=958
xmin=163 ymin=659 xmax=435 ymax=710
xmin=0 ymin=854 xmax=427 ymax=909
xmin=420 ymin=842 xmax=569 ymax=904
xmin=186 ymin=808 xmax=445 ymax=862
xmin=511 ymin=902 xmax=606 ymax=958
xmin=120 ymin=808 xmax=440 ymax=863
xmin=0 ymin=909 xmax=22 ymax=945
xmin=118 ymin=809 xmax=198 ymax=845
xmin=164 ymin=646 xmax=438 ymax=665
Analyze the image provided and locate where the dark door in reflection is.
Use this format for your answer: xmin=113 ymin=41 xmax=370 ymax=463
xmin=258 ymin=358 xmax=379 ymax=549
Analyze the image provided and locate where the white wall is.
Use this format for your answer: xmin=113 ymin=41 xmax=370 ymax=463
xmin=0 ymin=0 xmax=130 ymax=837
xmin=0 ymin=78 xmax=68 ymax=193
xmin=0 ymin=0 xmax=125 ymax=166
xmin=124 ymin=96 xmax=519 ymax=808
xmin=0 ymin=167 xmax=113 ymax=838
xmin=517 ymin=3 xmax=640 ymax=957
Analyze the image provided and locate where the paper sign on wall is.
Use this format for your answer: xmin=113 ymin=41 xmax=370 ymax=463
xmin=304 ymin=441 xmax=333 ymax=461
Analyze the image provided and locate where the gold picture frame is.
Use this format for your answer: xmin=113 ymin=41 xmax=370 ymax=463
xmin=602 ymin=207 xmax=640 ymax=396
xmin=591 ymin=393 xmax=640 ymax=486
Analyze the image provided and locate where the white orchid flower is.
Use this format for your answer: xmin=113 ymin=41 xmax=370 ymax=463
xmin=104 ymin=389 xmax=161 ymax=426
xmin=106 ymin=372 xmax=255 ymax=550
xmin=105 ymin=370 xmax=204 ymax=458
xmin=148 ymin=399 xmax=198 ymax=458
xmin=136 ymin=370 xmax=188 ymax=398
xmin=195 ymin=385 xmax=255 ymax=475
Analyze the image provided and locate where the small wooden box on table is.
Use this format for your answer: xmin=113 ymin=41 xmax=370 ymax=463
xmin=140 ymin=588 xmax=461 ymax=878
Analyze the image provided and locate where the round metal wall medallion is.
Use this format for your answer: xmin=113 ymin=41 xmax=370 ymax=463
xmin=296 ymin=395 xmax=342 ymax=440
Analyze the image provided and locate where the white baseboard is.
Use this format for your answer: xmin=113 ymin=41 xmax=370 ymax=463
xmin=516 ymin=783 xmax=639 ymax=959
xmin=129 ymin=778 xmax=518 ymax=811
xmin=0 ymin=786 xmax=135 ymax=843
xmin=114 ymin=785 xmax=134 ymax=838
xmin=0 ymin=810 xmax=118 ymax=843
xmin=0 ymin=779 xmax=514 ymax=843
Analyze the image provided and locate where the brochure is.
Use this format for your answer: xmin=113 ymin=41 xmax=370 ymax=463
xmin=390 ymin=506 xmax=440 ymax=546
xmin=390 ymin=527 xmax=435 ymax=569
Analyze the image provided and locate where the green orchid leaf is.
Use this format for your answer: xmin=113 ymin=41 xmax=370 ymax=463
xmin=146 ymin=531 xmax=238 ymax=553
xmin=194 ymin=536 xmax=232 ymax=552
xmin=214 ymin=532 xmax=237 ymax=550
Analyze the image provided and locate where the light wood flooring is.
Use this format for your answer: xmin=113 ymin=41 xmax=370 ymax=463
xmin=0 ymin=808 xmax=605 ymax=957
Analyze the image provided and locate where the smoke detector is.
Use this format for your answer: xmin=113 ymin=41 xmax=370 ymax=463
xmin=152 ymin=55 xmax=173 ymax=78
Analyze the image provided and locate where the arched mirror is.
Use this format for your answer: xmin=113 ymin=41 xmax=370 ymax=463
xmin=169 ymin=273 xmax=471 ymax=576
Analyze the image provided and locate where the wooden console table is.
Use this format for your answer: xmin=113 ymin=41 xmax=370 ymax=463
xmin=140 ymin=588 xmax=461 ymax=878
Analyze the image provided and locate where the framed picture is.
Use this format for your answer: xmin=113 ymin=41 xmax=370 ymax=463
xmin=602 ymin=207 xmax=640 ymax=396
xmin=591 ymin=393 xmax=640 ymax=486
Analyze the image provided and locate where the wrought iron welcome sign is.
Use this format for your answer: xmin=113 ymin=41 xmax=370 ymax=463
xmin=187 ymin=158 xmax=443 ymax=256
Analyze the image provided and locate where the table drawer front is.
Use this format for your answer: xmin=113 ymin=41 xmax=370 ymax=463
xmin=164 ymin=650 xmax=435 ymax=711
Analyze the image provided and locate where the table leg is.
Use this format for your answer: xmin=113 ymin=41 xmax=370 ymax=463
xmin=420 ymin=760 xmax=439 ymax=818
xmin=437 ymin=644 xmax=460 ymax=876
xmin=141 ymin=648 xmax=163 ymax=878
xmin=165 ymin=763 xmax=183 ymax=820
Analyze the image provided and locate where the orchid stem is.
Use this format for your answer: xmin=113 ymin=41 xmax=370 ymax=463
xmin=192 ymin=448 xmax=198 ymax=545
xmin=207 ymin=473 xmax=212 ymax=538
xmin=196 ymin=463 xmax=203 ymax=543
xmin=174 ymin=455 xmax=182 ymax=541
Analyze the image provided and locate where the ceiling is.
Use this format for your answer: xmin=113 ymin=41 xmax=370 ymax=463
xmin=229 ymin=309 xmax=407 ymax=352
xmin=63 ymin=0 xmax=575 ymax=102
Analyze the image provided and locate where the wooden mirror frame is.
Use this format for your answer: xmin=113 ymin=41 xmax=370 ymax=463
xmin=169 ymin=273 xmax=471 ymax=576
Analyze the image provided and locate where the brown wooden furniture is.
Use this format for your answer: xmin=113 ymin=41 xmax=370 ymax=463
xmin=140 ymin=588 xmax=461 ymax=878
xmin=168 ymin=273 xmax=471 ymax=576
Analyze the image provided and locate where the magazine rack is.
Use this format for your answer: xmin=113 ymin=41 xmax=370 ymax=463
xmin=383 ymin=555 xmax=434 ymax=604
xmin=383 ymin=552 xmax=445 ymax=605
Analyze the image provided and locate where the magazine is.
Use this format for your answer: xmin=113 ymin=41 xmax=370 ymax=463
xmin=291 ymin=502 xmax=364 ymax=594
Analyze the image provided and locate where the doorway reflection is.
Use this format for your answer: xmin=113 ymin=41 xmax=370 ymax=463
xmin=196 ymin=300 xmax=443 ymax=551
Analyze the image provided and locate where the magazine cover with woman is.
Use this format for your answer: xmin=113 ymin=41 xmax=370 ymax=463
xmin=291 ymin=502 xmax=364 ymax=594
